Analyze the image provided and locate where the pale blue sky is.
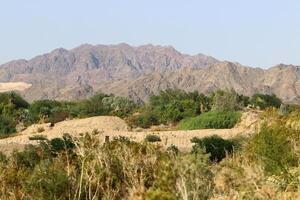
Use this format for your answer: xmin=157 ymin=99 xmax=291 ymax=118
xmin=1 ymin=0 xmax=300 ymax=68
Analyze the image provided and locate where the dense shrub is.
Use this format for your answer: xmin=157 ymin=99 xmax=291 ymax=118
xmin=247 ymin=126 xmax=298 ymax=176
xmin=47 ymin=134 xmax=76 ymax=154
xmin=72 ymin=93 xmax=111 ymax=117
xmin=191 ymin=135 xmax=236 ymax=161
xmin=127 ymin=111 xmax=159 ymax=128
xmin=250 ymin=93 xmax=282 ymax=109
xmin=179 ymin=110 xmax=241 ymax=130
xmin=0 ymin=152 xmax=7 ymax=163
xmin=146 ymin=151 xmax=214 ymax=200
xmin=211 ymin=89 xmax=247 ymax=111
xmin=28 ymin=135 xmax=47 ymax=141
xmin=28 ymin=100 xmax=62 ymax=123
xmin=166 ymin=144 xmax=179 ymax=155
xmin=0 ymin=92 xmax=29 ymax=109
xmin=102 ymin=96 xmax=136 ymax=117
xmin=0 ymin=114 xmax=16 ymax=136
xmin=12 ymin=145 xmax=46 ymax=169
xmin=145 ymin=134 xmax=162 ymax=142
xmin=149 ymin=89 xmax=211 ymax=124
xmin=25 ymin=160 xmax=69 ymax=199
xmin=127 ymin=89 xmax=215 ymax=128
xmin=0 ymin=134 xmax=216 ymax=199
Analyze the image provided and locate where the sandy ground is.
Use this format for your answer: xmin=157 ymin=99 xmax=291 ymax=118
xmin=0 ymin=111 xmax=260 ymax=154
xmin=0 ymin=82 xmax=32 ymax=92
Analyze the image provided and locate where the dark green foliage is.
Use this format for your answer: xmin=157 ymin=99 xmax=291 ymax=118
xmin=0 ymin=92 xmax=29 ymax=109
xmin=149 ymin=89 xmax=211 ymax=123
xmin=179 ymin=110 xmax=241 ymax=130
xmin=73 ymin=93 xmax=111 ymax=117
xmin=166 ymin=144 xmax=179 ymax=155
xmin=128 ymin=110 xmax=159 ymax=128
xmin=129 ymin=89 xmax=212 ymax=128
xmin=247 ymin=126 xmax=298 ymax=176
xmin=26 ymin=93 xmax=137 ymax=124
xmin=191 ymin=135 xmax=236 ymax=161
xmin=211 ymin=89 xmax=245 ymax=111
xmin=0 ymin=151 xmax=7 ymax=163
xmin=12 ymin=145 xmax=46 ymax=169
xmin=102 ymin=96 xmax=137 ymax=117
xmin=49 ymin=108 xmax=69 ymax=124
xmin=145 ymin=134 xmax=162 ymax=142
xmin=250 ymin=93 xmax=282 ymax=109
xmin=25 ymin=160 xmax=69 ymax=199
xmin=48 ymin=134 xmax=76 ymax=153
xmin=28 ymin=135 xmax=48 ymax=141
xmin=0 ymin=93 xmax=28 ymax=136
xmin=28 ymin=99 xmax=62 ymax=123
xmin=0 ymin=114 xmax=16 ymax=136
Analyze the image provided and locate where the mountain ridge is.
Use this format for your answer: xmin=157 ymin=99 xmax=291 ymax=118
xmin=1 ymin=43 xmax=300 ymax=103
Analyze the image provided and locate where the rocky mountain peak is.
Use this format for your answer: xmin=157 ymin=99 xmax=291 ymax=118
xmin=0 ymin=43 xmax=300 ymax=104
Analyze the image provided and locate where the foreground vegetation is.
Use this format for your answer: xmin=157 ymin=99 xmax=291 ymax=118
xmin=1 ymin=89 xmax=300 ymax=199
xmin=2 ymin=114 xmax=300 ymax=199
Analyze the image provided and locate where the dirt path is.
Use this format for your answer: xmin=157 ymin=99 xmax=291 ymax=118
xmin=0 ymin=111 xmax=260 ymax=154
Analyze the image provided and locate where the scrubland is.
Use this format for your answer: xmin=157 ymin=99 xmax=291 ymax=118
xmin=1 ymin=89 xmax=300 ymax=199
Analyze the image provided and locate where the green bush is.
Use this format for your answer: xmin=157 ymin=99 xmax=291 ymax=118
xmin=148 ymin=89 xmax=211 ymax=124
xmin=179 ymin=110 xmax=241 ymax=130
xmin=49 ymin=109 xmax=69 ymax=124
xmin=25 ymin=160 xmax=69 ymax=199
xmin=211 ymin=89 xmax=246 ymax=111
xmin=246 ymin=126 xmax=298 ymax=176
xmin=166 ymin=144 xmax=179 ymax=155
xmin=191 ymin=135 xmax=236 ymax=161
xmin=127 ymin=111 xmax=159 ymax=128
xmin=145 ymin=134 xmax=162 ymax=142
xmin=0 ymin=114 xmax=16 ymax=136
xmin=250 ymin=93 xmax=282 ymax=109
xmin=0 ymin=151 xmax=7 ymax=163
xmin=147 ymin=152 xmax=214 ymax=200
xmin=102 ymin=96 xmax=137 ymax=117
xmin=48 ymin=134 xmax=76 ymax=153
xmin=0 ymin=92 xmax=29 ymax=109
xmin=12 ymin=145 xmax=44 ymax=169
xmin=28 ymin=100 xmax=62 ymax=123
xmin=28 ymin=135 xmax=47 ymax=141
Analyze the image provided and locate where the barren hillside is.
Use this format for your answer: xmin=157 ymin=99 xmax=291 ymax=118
xmin=1 ymin=44 xmax=300 ymax=103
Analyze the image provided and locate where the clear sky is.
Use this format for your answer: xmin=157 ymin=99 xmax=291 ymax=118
xmin=1 ymin=0 xmax=300 ymax=68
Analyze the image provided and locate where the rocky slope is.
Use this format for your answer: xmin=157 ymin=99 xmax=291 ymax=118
xmin=0 ymin=43 xmax=300 ymax=103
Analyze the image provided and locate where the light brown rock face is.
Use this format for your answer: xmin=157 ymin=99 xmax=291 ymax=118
xmin=0 ymin=43 xmax=300 ymax=103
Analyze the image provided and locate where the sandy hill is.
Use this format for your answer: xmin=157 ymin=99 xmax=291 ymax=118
xmin=0 ymin=111 xmax=259 ymax=154
xmin=0 ymin=82 xmax=31 ymax=92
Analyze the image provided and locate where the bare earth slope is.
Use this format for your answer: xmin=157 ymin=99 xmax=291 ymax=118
xmin=1 ymin=43 xmax=300 ymax=103
xmin=0 ymin=111 xmax=259 ymax=154
xmin=0 ymin=82 xmax=31 ymax=92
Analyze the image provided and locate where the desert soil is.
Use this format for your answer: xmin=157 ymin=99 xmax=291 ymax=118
xmin=0 ymin=111 xmax=260 ymax=154
xmin=0 ymin=82 xmax=32 ymax=92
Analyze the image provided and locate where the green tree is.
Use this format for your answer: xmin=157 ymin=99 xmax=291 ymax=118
xmin=250 ymin=93 xmax=282 ymax=109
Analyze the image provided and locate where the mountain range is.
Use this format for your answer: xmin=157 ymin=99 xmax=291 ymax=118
xmin=1 ymin=43 xmax=300 ymax=103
